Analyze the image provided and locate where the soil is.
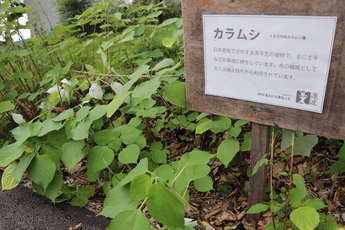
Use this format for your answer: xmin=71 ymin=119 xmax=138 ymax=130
xmin=0 ymin=171 xmax=111 ymax=230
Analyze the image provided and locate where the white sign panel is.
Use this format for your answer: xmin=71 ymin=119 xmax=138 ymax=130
xmin=203 ymin=15 xmax=337 ymax=113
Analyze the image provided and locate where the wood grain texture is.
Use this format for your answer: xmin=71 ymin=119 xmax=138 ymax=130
xmin=182 ymin=0 xmax=345 ymax=139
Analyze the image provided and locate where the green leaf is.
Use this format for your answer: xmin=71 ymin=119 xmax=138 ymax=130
xmin=119 ymin=158 xmax=148 ymax=187
xmin=152 ymin=150 xmax=167 ymax=164
xmin=289 ymin=188 xmax=307 ymax=207
xmin=217 ymin=138 xmax=240 ymax=167
xmin=100 ymin=185 xmax=140 ymax=218
xmin=193 ymin=176 xmax=213 ymax=192
xmin=147 ymin=182 xmax=185 ymax=228
xmin=42 ymin=170 xmax=63 ymax=202
xmin=327 ymin=159 xmax=345 ymax=173
xmin=336 ymin=143 xmax=345 ymax=158
xmin=106 ymin=92 xmax=131 ymax=118
xmin=27 ymin=155 xmax=56 ymax=191
xmin=304 ymin=198 xmax=327 ymax=210
xmin=163 ymin=81 xmax=186 ymax=107
xmin=119 ymin=31 xmax=135 ymax=43
xmin=162 ymin=37 xmax=177 ymax=48
xmin=246 ymin=203 xmax=269 ymax=214
xmin=76 ymin=106 xmax=91 ymax=121
xmin=290 ymin=206 xmax=319 ymax=230
xmin=52 ymin=109 xmax=74 ymax=121
xmin=132 ymin=77 xmax=161 ymax=98
xmin=241 ymin=132 xmax=252 ymax=151
xmin=88 ymin=105 xmax=107 ymax=121
xmin=281 ymin=129 xmax=293 ymax=149
xmin=293 ymin=135 xmax=318 ymax=156
xmin=14 ymin=152 xmax=35 ymax=183
xmin=71 ymin=119 xmax=92 ymax=140
xmin=71 ymin=196 xmax=89 ymax=207
xmin=122 ymin=65 xmax=149 ymax=93
xmin=152 ymin=58 xmax=175 ymax=70
xmin=119 ymin=125 xmax=142 ymax=145
xmin=292 ymin=174 xmax=308 ymax=196
xmin=206 ymin=116 xmax=231 ymax=133
xmin=130 ymin=174 xmax=153 ymax=201
xmin=0 ymin=144 xmax=25 ymax=167
xmin=61 ymin=140 xmax=86 ymax=170
xmin=182 ymin=164 xmax=211 ymax=182
xmin=0 ymin=101 xmax=15 ymax=112
xmin=109 ymin=210 xmax=150 ymax=230
xmin=178 ymin=150 xmax=213 ymax=170
xmin=94 ymin=129 xmax=116 ymax=145
xmin=118 ymin=144 xmax=140 ymax=164
xmin=38 ymin=119 xmax=63 ymax=137
xmin=155 ymin=164 xmax=174 ymax=181
xmin=195 ymin=118 xmax=212 ymax=134
xmin=88 ymin=146 xmax=114 ymax=172
xmin=2 ymin=162 xmax=20 ymax=190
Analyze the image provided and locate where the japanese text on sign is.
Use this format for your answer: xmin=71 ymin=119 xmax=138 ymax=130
xmin=203 ymin=15 xmax=337 ymax=113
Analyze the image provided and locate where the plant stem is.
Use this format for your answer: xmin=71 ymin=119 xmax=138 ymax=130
xmin=283 ymin=131 xmax=295 ymax=229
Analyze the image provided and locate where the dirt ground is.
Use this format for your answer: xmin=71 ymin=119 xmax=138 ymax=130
xmin=0 ymin=171 xmax=111 ymax=230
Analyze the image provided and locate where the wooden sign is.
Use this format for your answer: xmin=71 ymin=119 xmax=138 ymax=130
xmin=182 ymin=0 xmax=345 ymax=139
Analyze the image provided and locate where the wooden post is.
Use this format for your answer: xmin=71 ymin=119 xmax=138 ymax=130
xmin=246 ymin=123 xmax=270 ymax=224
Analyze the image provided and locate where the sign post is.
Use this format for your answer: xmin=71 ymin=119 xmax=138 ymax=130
xmin=182 ymin=0 xmax=345 ymax=225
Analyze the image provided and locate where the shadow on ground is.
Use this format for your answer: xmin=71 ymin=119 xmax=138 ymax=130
xmin=0 ymin=172 xmax=111 ymax=230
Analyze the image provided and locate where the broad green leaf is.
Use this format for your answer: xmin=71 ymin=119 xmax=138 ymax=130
xmin=76 ymin=106 xmax=91 ymax=121
xmin=122 ymin=65 xmax=149 ymax=93
xmin=132 ymin=77 xmax=161 ymax=98
xmin=119 ymin=158 xmax=148 ymax=187
xmin=119 ymin=125 xmax=142 ymax=145
xmin=304 ymin=198 xmax=327 ymax=210
xmin=2 ymin=162 xmax=20 ymax=190
xmin=71 ymin=196 xmax=89 ymax=207
xmin=159 ymin=18 xmax=178 ymax=27
xmin=293 ymin=135 xmax=318 ymax=156
xmin=27 ymin=155 xmax=56 ymax=191
xmin=52 ymin=109 xmax=74 ymax=121
xmin=281 ymin=129 xmax=293 ymax=150
xmin=178 ymin=150 xmax=213 ymax=170
xmin=33 ymin=171 xmax=63 ymax=202
xmin=152 ymin=150 xmax=166 ymax=164
xmin=14 ymin=152 xmax=35 ymax=183
xmin=162 ymin=37 xmax=177 ymax=48
xmin=327 ymin=159 xmax=345 ymax=173
xmin=292 ymin=174 xmax=308 ymax=196
xmin=289 ymin=188 xmax=307 ymax=207
xmin=61 ymin=140 xmax=86 ymax=170
xmin=163 ymin=81 xmax=186 ymax=107
xmin=0 ymin=144 xmax=25 ymax=167
xmin=109 ymin=210 xmax=150 ymax=230
xmin=78 ymin=185 xmax=95 ymax=198
xmin=106 ymin=92 xmax=131 ymax=118
xmin=71 ymin=119 xmax=92 ymax=140
xmin=88 ymin=105 xmax=107 ymax=121
xmin=94 ymin=129 xmax=116 ymax=145
xmin=100 ymin=185 xmax=140 ymax=218
xmin=195 ymin=118 xmax=212 ymax=134
xmin=152 ymin=58 xmax=175 ymax=70
xmin=46 ymin=129 xmax=68 ymax=149
xmin=119 ymin=31 xmax=135 ymax=43
xmin=155 ymin=164 xmax=174 ymax=181
xmin=241 ymin=132 xmax=252 ymax=151
xmin=246 ymin=203 xmax=269 ymax=214
xmin=147 ymin=182 xmax=185 ymax=228
xmin=88 ymin=146 xmax=114 ymax=172
xmin=206 ymin=116 xmax=232 ymax=133
xmin=217 ymin=138 xmax=240 ymax=167
xmin=130 ymin=174 xmax=153 ymax=201
xmin=182 ymin=164 xmax=211 ymax=182
xmin=336 ymin=143 xmax=345 ymax=158
xmin=290 ymin=206 xmax=319 ymax=230
xmin=0 ymin=101 xmax=15 ymax=113
xmin=11 ymin=123 xmax=32 ymax=143
xmin=38 ymin=119 xmax=63 ymax=137
xmin=193 ymin=176 xmax=213 ymax=192
xmin=118 ymin=144 xmax=140 ymax=164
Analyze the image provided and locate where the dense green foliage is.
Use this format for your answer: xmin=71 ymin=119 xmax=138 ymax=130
xmin=0 ymin=1 xmax=343 ymax=229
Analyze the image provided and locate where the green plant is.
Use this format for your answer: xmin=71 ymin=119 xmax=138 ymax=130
xmin=247 ymin=128 xmax=336 ymax=230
